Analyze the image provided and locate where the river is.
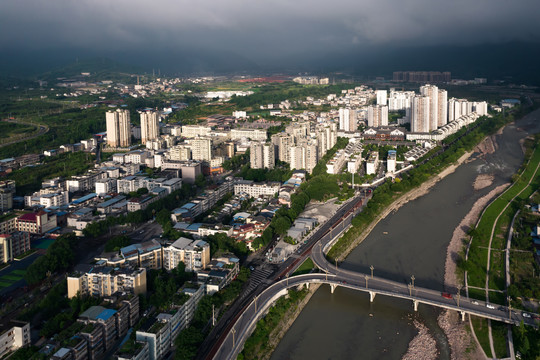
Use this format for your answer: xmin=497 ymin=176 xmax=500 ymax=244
xmin=270 ymin=108 xmax=540 ymax=360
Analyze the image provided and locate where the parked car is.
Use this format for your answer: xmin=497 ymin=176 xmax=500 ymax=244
xmin=486 ymin=304 xmax=495 ymax=309
xmin=522 ymin=312 xmax=531 ymax=318
xmin=472 ymin=300 xmax=479 ymax=305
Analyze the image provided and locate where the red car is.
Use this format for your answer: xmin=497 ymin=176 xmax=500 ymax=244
xmin=441 ymin=292 xmax=452 ymax=299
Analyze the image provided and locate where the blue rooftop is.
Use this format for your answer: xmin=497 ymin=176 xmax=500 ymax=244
xmin=96 ymin=309 xmax=117 ymax=321
xmin=72 ymin=193 xmax=97 ymax=205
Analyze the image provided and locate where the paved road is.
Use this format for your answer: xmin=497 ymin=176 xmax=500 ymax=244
xmin=0 ymin=119 xmax=49 ymax=147
xmin=212 ymin=192 xmax=539 ymax=360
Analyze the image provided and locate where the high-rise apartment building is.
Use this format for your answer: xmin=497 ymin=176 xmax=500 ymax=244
xmin=250 ymin=142 xmax=275 ymax=169
xmin=0 ymin=180 xmax=15 ymax=213
xmin=388 ymin=90 xmax=415 ymax=111
xmin=304 ymin=143 xmax=319 ymax=174
xmin=169 ymin=145 xmax=192 ymax=161
xmin=187 ymin=138 xmax=212 ymax=161
xmin=376 ymin=90 xmax=387 ymax=105
xmin=419 ymin=85 xmax=439 ymax=131
xmin=139 ymin=110 xmax=159 ymax=145
xmin=367 ymin=105 xmax=389 ymax=128
xmin=106 ymin=109 xmax=131 ymax=148
xmin=411 ymin=96 xmax=430 ymax=132
xmin=437 ymin=89 xmax=448 ymax=127
xmin=289 ymin=146 xmax=305 ymax=171
xmin=338 ymin=108 xmax=357 ymax=131
xmin=271 ymin=133 xmax=293 ymax=163
xmin=420 ymin=85 xmax=448 ymax=130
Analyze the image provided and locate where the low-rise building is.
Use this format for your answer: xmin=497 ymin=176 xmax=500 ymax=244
xmin=17 ymin=210 xmax=57 ymax=234
xmin=234 ymin=180 xmax=280 ymax=198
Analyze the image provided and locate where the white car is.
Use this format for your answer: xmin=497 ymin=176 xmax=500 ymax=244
xmin=486 ymin=304 xmax=495 ymax=309
xmin=472 ymin=300 xmax=479 ymax=305
xmin=522 ymin=312 xmax=531 ymax=318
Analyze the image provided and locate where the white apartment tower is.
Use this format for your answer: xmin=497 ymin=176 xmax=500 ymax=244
xmin=367 ymin=105 xmax=389 ymax=128
xmin=419 ymin=85 xmax=439 ymax=131
xmin=437 ymin=89 xmax=448 ymax=127
xmin=188 ymin=138 xmax=212 ymax=161
xmin=250 ymin=142 xmax=275 ymax=169
xmin=139 ymin=110 xmax=159 ymax=145
xmin=376 ymin=90 xmax=388 ymax=105
xmin=271 ymin=133 xmax=293 ymax=163
xmin=106 ymin=109 xmax=131 ymax=148
xmin=411 ymin=96 xmax=431 ymax=133
xmin=304 ymin=143 xmax=319 ymax=174
xmin=338 ymin=108 xmax=357 ymax=132
xmin=289 ymin=146 xmax=305 ymax=171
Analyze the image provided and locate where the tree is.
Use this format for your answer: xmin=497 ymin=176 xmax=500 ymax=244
xmin=272 ymin=217 xmax=291 ymax=235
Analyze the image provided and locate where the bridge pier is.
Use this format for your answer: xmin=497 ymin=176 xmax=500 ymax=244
xmin=330 ymin=284 xmax=337 ymax=294
xmin=369 ymin=291 xmax=376 ymax=303
xmin=413 ymin=300 xmax=419 ymax=312
xmin=460 ymin=311 xmax=466 ymax=322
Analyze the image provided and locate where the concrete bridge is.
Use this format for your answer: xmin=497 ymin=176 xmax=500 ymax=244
xmin=212 ymin=271 xmax=536 ymax=360
xmin=211 ymin=193 xmax=538 ymax=360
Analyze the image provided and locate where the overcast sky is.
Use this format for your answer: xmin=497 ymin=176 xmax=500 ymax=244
xmin=1 ymin=0 xmax=539 ymax=67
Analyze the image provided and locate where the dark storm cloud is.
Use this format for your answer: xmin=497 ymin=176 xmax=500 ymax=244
xmin=1 ymin=0 xmax=539 ymax=60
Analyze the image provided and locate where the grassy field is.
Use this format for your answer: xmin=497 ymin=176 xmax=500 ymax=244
xmin=292 ymin=258 xmax=315 ymax=276
xmin=491 ymin=321 xmax=509 ymax=358
xmin=471 ymin=316 xmax=493 ymax=358
xmin=467 ymin=144 xmax=540 ymax=294
xmin=0 ymin=268 xmax=26 ymax=289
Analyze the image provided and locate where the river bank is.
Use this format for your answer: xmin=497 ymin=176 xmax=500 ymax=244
xmin=335 ymin=148 xmax=476 ymax=262
xmin=255 ymin=284 xmax=321 ymax=360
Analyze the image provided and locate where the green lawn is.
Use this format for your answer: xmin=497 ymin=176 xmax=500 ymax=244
xmin=12 ymin=270 xmax=26 ymax=275
xmin=293 ymin=258 xmax=315 ymax=276
xmin=471 ymin=316 xmax=493 ymax=358
xmin=0 ymin=281 xmax=12 ymax=288
xmin=491 ymin=321 xmax=509 ymax=358
xmin=2 ymin=275 xmax=23 ymax=281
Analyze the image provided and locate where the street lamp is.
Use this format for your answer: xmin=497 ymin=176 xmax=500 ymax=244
xmin=335 ymin=259 xmax=338 ymax=272
xmin=456 ymin=285 xmax=462 ymax=307
xmin=411 ymin=275 xmax=415 ymax=289
xmin=254 ymin=295 xmax=258 ymax=312
xmin=231 ymin=328 xmax=236 ymax=348
xmin=508 ymin=296 xmax=512 ymax=320
xmin=408 ymin=283 xmax=413 ymax=296
xmin=365 ymin=274 xmax=369 ymax=289
xmin=286 ymin=273 xmax=289 ymax=286
xmin=370 ymin=265 xmax=374 ymax=279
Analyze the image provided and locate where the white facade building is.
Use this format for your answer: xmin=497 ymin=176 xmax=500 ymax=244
xmin=139 ymin=110 xmax=160 ymax=145
xmin=106 ymin=109 xmax=131 ymax=148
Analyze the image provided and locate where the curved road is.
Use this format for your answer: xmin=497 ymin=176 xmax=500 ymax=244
xmin=213 ymin=192 xmax=539 ymax=360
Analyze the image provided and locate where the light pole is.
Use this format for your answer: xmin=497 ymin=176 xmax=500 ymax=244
xmin=254 ymin=294 xmax=258 ymax=312
xmin=411 ymin=275 xmax=415 ymax=289
xmin=456 ymin=285 xmax=462 ymax=307
xmin=508 ymin=296 xmax=512 ymax=320
xmin=286 ymin=273 xmax=289 ymax=286
xmin=408 ymin=283 xmax=413 ymax=296
xmin=231 ymin=328 xmax=236 ymax=348
xmin=335 ymin=259 xmax=338 ymax=272
xmin=370 ymin=265 xmax=374 ymax=279
xmin=365 ymin=274 xmax=369 ymax=289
